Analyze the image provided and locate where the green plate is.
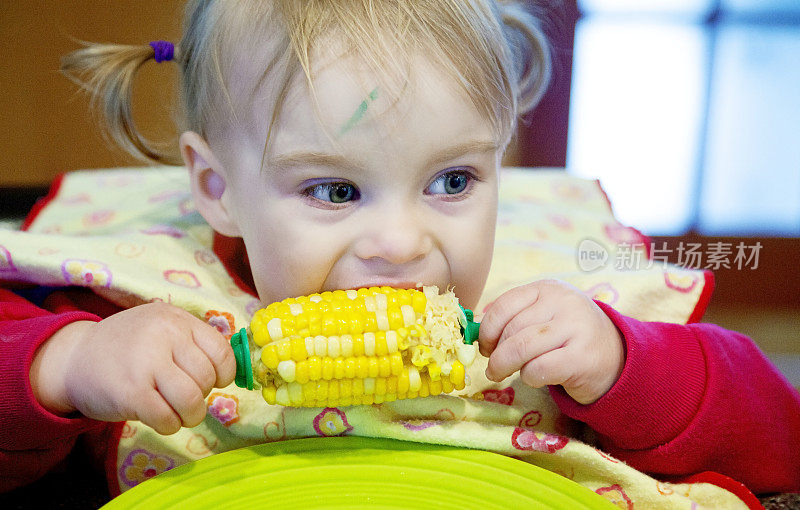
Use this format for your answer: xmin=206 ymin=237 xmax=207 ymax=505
xmin=104 ymin=436 xmax=615 ymax=509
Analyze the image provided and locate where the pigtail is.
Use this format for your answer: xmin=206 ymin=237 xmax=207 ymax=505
xmin=497 ymin=1 xmax=552 ymax=115
xmin=60 ymin=41 xmax=183 ymax=165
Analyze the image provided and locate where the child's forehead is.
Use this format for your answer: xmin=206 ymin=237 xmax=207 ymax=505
xmin=281 ymin=49 xmax=479 ymax=134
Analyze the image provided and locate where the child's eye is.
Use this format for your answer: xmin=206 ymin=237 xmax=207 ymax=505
xmin=426 ymin=169 xmax=475 ymax=196
xmin=305 ymin=182 xmax=360 ymax=204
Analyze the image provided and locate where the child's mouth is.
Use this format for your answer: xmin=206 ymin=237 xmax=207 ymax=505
xmin=343 ymin=281 xmax=424 ymax=291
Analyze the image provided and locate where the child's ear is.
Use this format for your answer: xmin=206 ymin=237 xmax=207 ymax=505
xmin=179 ymin=131 xmax=242 ymax=237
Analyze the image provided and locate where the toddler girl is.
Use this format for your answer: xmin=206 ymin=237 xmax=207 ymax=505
xmin=1 ymin=0 xmax=798 ymax=502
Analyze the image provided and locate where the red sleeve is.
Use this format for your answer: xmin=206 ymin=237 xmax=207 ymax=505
xmin=550 ymin=301 xmax=800 ymax=494
xmin=0 ymin=288 xmax=117 ymax=492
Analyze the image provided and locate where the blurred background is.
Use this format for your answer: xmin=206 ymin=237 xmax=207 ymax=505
xmin=1 ymin=1 xmax=798 ymax=385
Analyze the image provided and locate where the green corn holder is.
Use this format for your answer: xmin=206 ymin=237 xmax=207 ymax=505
xmin=458 ymin=305 xmax=480 ymax=345
xmin=230 ymin=328 xmax=253 ymax=390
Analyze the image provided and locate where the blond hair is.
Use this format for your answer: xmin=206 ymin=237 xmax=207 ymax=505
xmin=61 ymin=0 xmax=551 ymax=167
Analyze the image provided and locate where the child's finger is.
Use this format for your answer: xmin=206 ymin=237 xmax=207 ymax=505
xmin=155 ymin=366 xmax=207 ymax=428
xmin=478 ymin=283 xmax=542 ymax=356
xmin=518 ymin=348 xmax=573 ymax=389
xmin=485 ymin=322 xmax=565 ymax=382
xmin=495 ymin=303 xmax=557 ymax=346
xmin=191 ymin=322 xmax=236 ymax=388
xmin=136 ymin=390 xmax=183 ymax=435
xmin=172 ymin=343 xmax=217 ymax=396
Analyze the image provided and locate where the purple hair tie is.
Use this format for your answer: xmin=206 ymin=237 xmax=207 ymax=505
xmin=149 ymin=40 xmax=174 ymax=63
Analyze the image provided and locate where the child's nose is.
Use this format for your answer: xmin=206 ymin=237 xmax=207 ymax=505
xmin=353 ymin=209 xmax=433 ymax=265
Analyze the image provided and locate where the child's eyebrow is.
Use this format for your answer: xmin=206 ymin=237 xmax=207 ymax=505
xmin=269 ymin=139 xmax=499 ymax=172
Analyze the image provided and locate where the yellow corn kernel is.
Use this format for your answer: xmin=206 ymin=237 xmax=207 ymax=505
xmin=352 ymin=378 xmax=364 ymax=396
xmin=288 ymin=382 xmax=303 ymax=405
xmin=411 ymin=345 xmax=432 ymax=367
xmin=262 ymin=385 xmax=277 ymax=405
xmin=307 ymin=311 xmax=322 ymax=335
xmin=322 ymin=314 xmax=338 ymax=337
xmin=398 ymin=289 xmax=413 ymax=307
xmin=333 ymin=358 xmax=346 ymax=380
xmin=349 ymin=313 xmax=365 ymax=335
xmin=363 ymin=332 xmax=376 ymax=356
xmin=327 ymin=336 xmax=341 ymax=358
xmin=261 ymin=344 xmax=279 ymax=370
xmin=411 ymin=290 xmax=426 ymax=314
xmin=397 ymin=369 xmax=410 ymax=394
xmin=375 ymin=331 xmax=388 ymax=356
xmin=418 ymin=384 xmax=430 ymax=399
xmin=367 ymin=357 xmax=380 ymax=378
xmin=295 ymin=360 xmax=310 ymax=384
xmin=389 ymin=352 xmax=403 ymax=376
xmin=386 ymin=376 xmax=398 ymax=394
xmin=441 ymin=377 xmax=454 ymax=394
xmin=328 ymin=379 xmax=340 ymax=401
xmin=304 ymin=336 xmax=315 ymax=357
xmin=276 ymin=340 xmax=292 ymax=361
xmin=356 ymin=357 xmax=369 ymax=378
xmin=291 ymin=337 xmax=307 ymax=362
xmin=408 ymin=366 xmax=422 ymax=392
xmin=316 ymin=380 xmax=329 ymax=400
xmin=363 ymin=377 xmax=376 ymax=394
xmin=276 ymin=385 xmax=290 ymax=406
xmin=387 ymin=307 xmax=404 ymax=330
xmin=340 ymin=334 xmax=354 ymax=357
xmin=251 ymin=318 xmax=268 ymax=346
xmin=375 ymin=377 xmax=386 ymax=398
xmin=378 ymin=356 xmax=391 ymax=377
xmin=457 ymin=342 xmax=478 ymax=367
xmin=340 ymin=378 xmax=352 ymax=398
xmin=352 ymin=334 xmax=365 ymax=356
xmin=344 ymin=357 xmax=357 ymax=379
xmin=375 ymin=311 xmax=389 ymax=331
xmin=400 ymin=305 xmax=416 ymax=327
xmin=374 ymin=292 xmax=388 ymax=310
xmin=302 ymin=381 xmax=316 ymax=401
xmin=385 ymin=331 xmax=398 ymax=353
xmin=428 ymin=362 xmax=441 ymax=382
xmin=321 ymin=357 xmax=334 ymax=380
xmin=396 ymin=328 xmax=410 ymax=350
xmin=363 ymin=312 xmax=377 ymax=332
xmin=429 ymin=378 xmax=443 ymax=396
xmin=277 ymin=360 xmax=296 ymax=383
xmin=293 ymin=310 xmax=308 ymax=331
xmin=450 ymin=360 xmax=466 ymax=390
xmin=307 ymin=356 xmax=322 ymax=380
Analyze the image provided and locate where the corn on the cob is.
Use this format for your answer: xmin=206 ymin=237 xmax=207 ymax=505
xmin=232 ymin=286 xmax=479 ymax=407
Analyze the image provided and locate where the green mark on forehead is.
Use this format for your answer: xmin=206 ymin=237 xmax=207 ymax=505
xmin=338 ymin=87 xmax=379 ymax=135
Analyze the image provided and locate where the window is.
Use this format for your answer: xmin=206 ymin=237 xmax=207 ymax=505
xmin=567 ymin=0 xmax=800 ymax=235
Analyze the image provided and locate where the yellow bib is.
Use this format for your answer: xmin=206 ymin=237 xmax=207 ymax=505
xmin=0 ymin=167 xmax=745 ymax=509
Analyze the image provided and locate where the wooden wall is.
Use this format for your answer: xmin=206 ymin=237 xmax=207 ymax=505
xmin=0 ymin=1 xmax=184 ymax=187
xmin=0 ymin=2 xmax=576 ymax=189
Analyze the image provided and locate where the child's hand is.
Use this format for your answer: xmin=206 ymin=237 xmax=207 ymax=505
xmin=478 ymin=280 xmax=625 ymax=404
xmin=31 ymin=303 xmax=236 ymax=434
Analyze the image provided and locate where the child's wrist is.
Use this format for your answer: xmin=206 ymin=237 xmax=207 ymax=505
xmin=29 ymin=320 xmax=95 ymax=416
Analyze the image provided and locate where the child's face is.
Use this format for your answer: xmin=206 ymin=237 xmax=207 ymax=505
xmin=202 ymin=52 xmax=501 ymax=309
